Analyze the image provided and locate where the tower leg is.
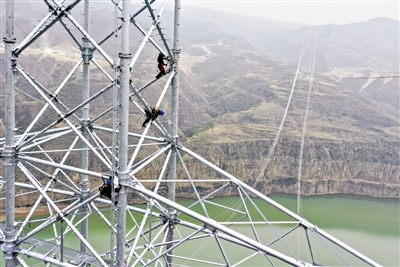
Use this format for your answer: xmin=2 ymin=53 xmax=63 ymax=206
xmin=116 ymin=0 xmax=131 ymax=266
xmin=80 ymin=0 xmax=92 ymax=255
xmin=3 ymin=0 xmax=17 ymax=266
xmin=166 ymin=1 xmax=181 ymax=265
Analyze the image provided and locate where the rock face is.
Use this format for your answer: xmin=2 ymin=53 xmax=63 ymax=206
xmin=184 ymin=139 xmax=400 ymax=198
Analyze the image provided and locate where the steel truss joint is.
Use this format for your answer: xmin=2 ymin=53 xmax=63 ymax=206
xmin=79 ymin=180 xmax=90 ymax=198
xmin=56 ymin=213 xmax=66 ymax=222
xmin=6 ymin=49 xmax=18 ymax=69
xmin=3 ymin=37 xmax=16 ymax=44
xmin=118 ymin=172 xmax=131 ymax=186
xmin=159 ymin=214 xmax=168 ymax=224
xmin=2 ymin=228 xmax=18 ymax=264
xmin=298 ymin=221 xmax=309 ymax=230
xmin=169 ymin=210 xmax=179 ymax=227
xmin=229 ymin=180 xmax=239 ymax=188
xmin=1 ymin=146 xmax=17 ymax=160
xmin=169 ymin=138 xmax=180 ymax=150
xmin=159 ymin=213 xmax=180 ymax=226
xmin=49 ymin=93 xmax=59 ymax=102
xmin=172 ymin=48 xmax=181 ymax=63
xmin=50 ymin=175 xmax=57 ymax=182
xmin=204 ymin=223 xmax=217 ymax=233
xmin=80 ymin=119 xmax=93 ymax=131
xmin=119 ymin=53 xmax=132 ymax=59
xmin=81 ymin=46 xmax=93 ymax=64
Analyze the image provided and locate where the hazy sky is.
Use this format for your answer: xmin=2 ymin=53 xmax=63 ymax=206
xmin=182 ymin=1 xmax=399 ymax=25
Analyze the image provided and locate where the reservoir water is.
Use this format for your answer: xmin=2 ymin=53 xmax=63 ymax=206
xmin=174 ymin=194 xmax=400 ymax=267
xmin=2 ymin=194 xmax=399 ymax=266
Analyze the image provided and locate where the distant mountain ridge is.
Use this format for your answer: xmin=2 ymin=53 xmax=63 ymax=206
xmin=180 ymin=10 xmax=399 ymax=118
xmin=242 ymin=17 xmax=399 ymax=67
xmin=182 ymin=6 xmax=309 ymax=34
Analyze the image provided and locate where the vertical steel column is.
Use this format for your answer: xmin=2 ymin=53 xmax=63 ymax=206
xmin=166 ymin=1 xmax=181 ymax=265
xmin=117 ymin=0 xmax=131 ymax=265
xmin=80 ymin=0 xmax=92 ymax=254
xmin=2 ymin=0 xmax=17 ymax=266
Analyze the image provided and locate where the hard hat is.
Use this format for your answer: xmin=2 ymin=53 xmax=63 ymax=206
xmin=159 ymin=110 xmax=165 ymax=116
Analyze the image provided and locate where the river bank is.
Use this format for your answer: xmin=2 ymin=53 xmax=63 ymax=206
xmin=0 ymin=206 xmax=59 ymax=221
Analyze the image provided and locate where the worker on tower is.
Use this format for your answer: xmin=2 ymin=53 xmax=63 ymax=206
xmin=99 ymin=178 xmax=120 ymax=205
xmin=155 ymin=53 xmax=168 ymax=79
xmin=142 ymin=106 xmax=165 ymax=127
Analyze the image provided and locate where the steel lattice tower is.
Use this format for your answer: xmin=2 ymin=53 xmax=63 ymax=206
xmin=1 ymin=1 xmax=382 ymax=266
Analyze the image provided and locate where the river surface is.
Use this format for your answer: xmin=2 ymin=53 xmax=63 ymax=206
xmin=3 ymin=194 xmax=399 ymax=266
xmin=174 ymin=194 xmax=400 ymax=267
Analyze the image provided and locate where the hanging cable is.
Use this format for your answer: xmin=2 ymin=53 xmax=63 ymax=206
xmin=297 ymin=49 xmax=317 ymax=218
xmin=252 ymin=43 xmax=306 ymax=189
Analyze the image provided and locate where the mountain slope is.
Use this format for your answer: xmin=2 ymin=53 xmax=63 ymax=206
xmin=176 ymin=16 xmax=400 ymax=198
xmin=1 ymin=4 xmax=399 ymax=200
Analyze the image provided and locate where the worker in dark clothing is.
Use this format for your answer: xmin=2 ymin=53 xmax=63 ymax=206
xmin=156 ymin=53 xmax=168 ymax=79
xmin=99 ymin=178 xmax=120 ymax=205
xmin=142 ymin=106 xmax=165 ymax=127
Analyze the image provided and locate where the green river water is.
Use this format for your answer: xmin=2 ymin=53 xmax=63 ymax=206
xmin=2 ymin=194 xmax=399 ymax=266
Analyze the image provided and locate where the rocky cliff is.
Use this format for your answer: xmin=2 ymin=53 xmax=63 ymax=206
xmin=183 ymin=139 xmax=399 ymax=198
